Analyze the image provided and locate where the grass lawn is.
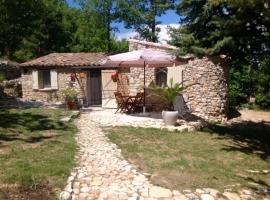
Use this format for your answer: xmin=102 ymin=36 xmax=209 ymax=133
xmin=106 ymin=123 xmax=270 ymax=194
xmin=0 ymin=108 xmax=78 ymax=200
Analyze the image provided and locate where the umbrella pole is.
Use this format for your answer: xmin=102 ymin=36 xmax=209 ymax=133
xmin=143 ymin=61 xmax=146 ymax=113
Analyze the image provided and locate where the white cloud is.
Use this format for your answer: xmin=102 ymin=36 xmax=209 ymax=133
xmin=115 ymin=24 xmax=180 ymax=44
xmin=157 ymin=24 xmax=180 ymax=44
xmin=115 ymin=31 xmax=138 ymax=41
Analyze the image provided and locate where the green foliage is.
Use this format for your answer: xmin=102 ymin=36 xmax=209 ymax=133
xmin=0 ymin=73 xmax=6 ymax=82
xmin=254 ymin=58 xmax=270 ymax=108
xmin=170 ymin=0 xmax=269 ymax=59
xmin=117 ymin=0 xmax=174 ymax=42
xmin=149 ymin=78 xmax=184 ymax=110
xmin=169 ymin=0 xmax=270 ymax=109
xmin=61 ymin=88 xmax=79 ymax=103
xmin=0 ymin=0 xmax=128 ymax=62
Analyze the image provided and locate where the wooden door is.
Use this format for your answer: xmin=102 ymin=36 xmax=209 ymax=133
xmin=87 ymin=69 xmax=102 ymax=105
xmin=102 ymin=70 xmax=117 ymax=108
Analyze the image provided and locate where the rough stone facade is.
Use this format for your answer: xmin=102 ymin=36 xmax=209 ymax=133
xmin=119 ymin=39 xmax=229 ymax=121
xmin=21 ymin=68 xmax=87 ymax=102
xmin=182 ymin=57 xmax=229 ymax=122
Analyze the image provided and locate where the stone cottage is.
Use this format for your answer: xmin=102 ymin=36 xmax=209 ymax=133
xmin=20 ymin=53 xmax=118 ymax=107
xmin=20 ymin=40 xmax=229 ymax=122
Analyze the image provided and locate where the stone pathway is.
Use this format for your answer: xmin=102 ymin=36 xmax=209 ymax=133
xmin=84 ymin=108 xmax=204 ymax=132
xmin=60 ymin=112 xmax=260 ymax=200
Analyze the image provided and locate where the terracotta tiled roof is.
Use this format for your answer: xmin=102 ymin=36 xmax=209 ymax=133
xmin=20 ymin=53 xmax=107 ymax=67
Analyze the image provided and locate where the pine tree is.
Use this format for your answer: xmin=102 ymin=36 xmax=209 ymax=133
xmin=169 ymin=0 xmax=270 ymax=108
xmin=117 ymin=0 xmax=175 ymax=42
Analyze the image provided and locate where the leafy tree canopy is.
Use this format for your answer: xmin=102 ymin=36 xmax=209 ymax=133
xmin=170 ymin=0 xmax=269 ymax=62
xmin=0 ymin=0 xmax=128 ymax=62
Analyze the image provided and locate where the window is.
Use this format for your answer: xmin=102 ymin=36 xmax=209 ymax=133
xmin=41 ymin=70 xmax=51 ymax=88
xmin=155 ymin=68 xmax=167 ymax=87
xmin=32 ymin=69 xmax=58 ymax=90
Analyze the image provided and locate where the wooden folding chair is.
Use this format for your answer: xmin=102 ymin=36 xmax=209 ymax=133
xmin=128 ymin=92 xmax=144 ymax=113
xmin=114 ymin=92 xmax=129 ymax=113
xmin=173 ymin=95 xmax=194 ymax=120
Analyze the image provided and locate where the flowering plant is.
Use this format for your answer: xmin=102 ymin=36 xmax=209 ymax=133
xmin=111 ymin=72 xmax=119 ymax=82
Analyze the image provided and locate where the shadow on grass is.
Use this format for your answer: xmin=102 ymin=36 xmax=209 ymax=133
xmin=203 ymin=121 xmax=270 ymax=160
xmin=0 ymin=108 xmax=70 ymax=144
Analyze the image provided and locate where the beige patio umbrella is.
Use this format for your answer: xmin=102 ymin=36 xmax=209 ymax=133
xmin=103 ymin=48 xmax=182 ymax=113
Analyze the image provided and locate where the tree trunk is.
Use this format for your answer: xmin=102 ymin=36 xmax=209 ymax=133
xmin=150 ymin=0 xmax=157 ymax=42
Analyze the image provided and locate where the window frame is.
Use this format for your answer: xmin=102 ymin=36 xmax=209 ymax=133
xmin=41 ymin=70 xmax=51 ymax=89
xmin=155 ymin=67 xmax=168 ymax=87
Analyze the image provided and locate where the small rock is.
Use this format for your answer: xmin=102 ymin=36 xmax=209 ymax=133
xmin=78 ymin=193 xmax=88 ymax=200
xmin=149 ymin=186 xmax=172 ymax=198
xmin=203 ymin=188 xmax=219 ymax=197
xmin=80 ymin=177 xmax=92 ymax=184
xmin=60 ymin=191 xmax=71 ymax=200
xmin=240 ymin=189 xmax=252 ymax=195
xmin=80 ymin=187 xmax=90 ymax=193
xmin=195 ymin=189 xmax=205 ymax=194
xmin=185 ymin=193 xmax=199 ymax=199
xmin=201 ymin=194 xmax=215 ymax=200
xmin=60 ymin=117 xmax=71 ymax=122
xmin=262 ymin=170 xmax=269 ymax=174
xmin=240 ymin=194 xmax=254 ymax=200
xmin=223 ymin=192 xmax=241 ymax=200
xmin=246 ymin=169 xmax=260 ymax=174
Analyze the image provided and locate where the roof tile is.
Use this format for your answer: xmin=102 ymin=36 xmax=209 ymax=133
xmin=20 ymin=53 xmax=107 ymax=67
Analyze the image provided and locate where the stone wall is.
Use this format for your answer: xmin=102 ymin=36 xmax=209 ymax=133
xmin=182 ymin=57 xmax=229 ymax=122
xmin=0 ymin=61 xmax=21 ymax=80
xmin=0 ymin=78 xmax=22 ymax=98
xmin=21 ymin=68 xmax=87 ymax=102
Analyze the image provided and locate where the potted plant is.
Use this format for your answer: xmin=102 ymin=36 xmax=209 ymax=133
xmin=61 ymin=88 xmax=79 ymax=109
xmin=149 ymin=79 xmax=184 ymax=125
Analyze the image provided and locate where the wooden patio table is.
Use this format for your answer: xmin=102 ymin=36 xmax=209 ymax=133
xmin=122 ymin=93 xmax=144 ymax=113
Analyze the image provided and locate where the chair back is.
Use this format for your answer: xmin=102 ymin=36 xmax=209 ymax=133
xmin=173 ymin=95 xmax=189 ymax=114
xmin=114 ymin=92 xmax=124 ymax=104
xmin=135 ymin=92 xmax=144 ymax=104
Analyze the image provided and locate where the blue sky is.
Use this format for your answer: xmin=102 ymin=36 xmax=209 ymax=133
xmin=67 ymin=0 xmax=180 ymax=43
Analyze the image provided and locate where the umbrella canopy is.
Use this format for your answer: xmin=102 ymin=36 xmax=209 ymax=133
xmin=103 ymin=48 xmax=181 ymax=113
xmin=103 ymin=49 xmax=181 ymax=67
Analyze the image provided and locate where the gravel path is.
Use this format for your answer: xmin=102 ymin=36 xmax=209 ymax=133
xmin=60 ymin=112 xmax=256 ymax=200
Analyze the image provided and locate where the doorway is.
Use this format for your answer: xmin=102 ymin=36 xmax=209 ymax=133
xmin=87 ymin=69 xmax=102 ymax=106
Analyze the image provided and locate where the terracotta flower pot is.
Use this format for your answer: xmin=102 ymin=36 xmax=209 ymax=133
xmin=66 ymin=102 xmax=77 ymax=110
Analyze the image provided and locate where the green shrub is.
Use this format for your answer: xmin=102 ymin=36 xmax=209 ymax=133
xmin=0 ymin=73 xmax=6 ymax=82
xmin=255 ymin=93 xmax=270 ymax=109
xmin=61 ymin=88 xmax=79 ymax=103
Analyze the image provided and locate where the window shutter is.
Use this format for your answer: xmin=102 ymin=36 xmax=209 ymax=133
xmin=50 ymin=69 xmax=58 ymax=89
xmin=32 ymin=70 xmax=39 ymax=89
xmin=167 ymin=66 xmax=183 ymax=86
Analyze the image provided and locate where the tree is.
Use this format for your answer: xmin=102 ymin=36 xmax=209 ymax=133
xmin=0 ymin=0 xmax=128 ymax=62
xmin=170 ymin=0 xmax=269 ymax=59
xmin=118 ymin=0 xmax=175 ymax=42
xmin=78 ymin=0 xmax=119 ymax=52
xmin=0 ymin=0 xmax=74 ymax=62
xmin=169 ymin=0 xmax=270 ymax=108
